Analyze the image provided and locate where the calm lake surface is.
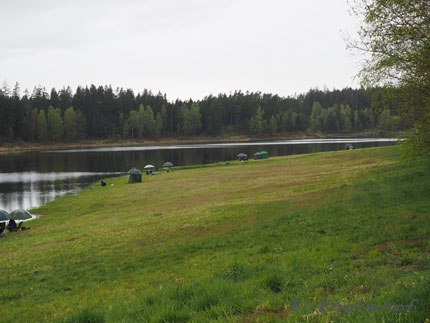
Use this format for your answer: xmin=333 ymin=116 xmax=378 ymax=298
xmin=0 ymin=138 xmax=397 ymax=211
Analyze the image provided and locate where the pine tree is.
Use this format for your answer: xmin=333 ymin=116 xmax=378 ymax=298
xmin=30 ymin=108 xmax=39 ymax=141
xmin=122 ymin=120 xmax=130 ymax=139
xmin=75 ymin=110 xmax=87 ymax=139
xmin=154 ymin=112 xmax=163 ymax=138
xmin=137 ymin=104 xmax=145 ymax=138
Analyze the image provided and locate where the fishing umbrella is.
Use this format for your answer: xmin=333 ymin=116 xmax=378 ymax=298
xmin=10 ymin=209 xmax=33 ymax=221
xmin=144 ymin=164 xmax=155 ymax=175
xmin=0 ymin=210 xmax=11 ymax=222
xmin=237 ymin=153 xmax=248 ymax=161
xmin=162 ymin=161 xmax=174 ymax=172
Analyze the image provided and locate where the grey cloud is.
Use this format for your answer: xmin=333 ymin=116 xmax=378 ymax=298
xmin=0 ymin=0 xmax=361 ymax=100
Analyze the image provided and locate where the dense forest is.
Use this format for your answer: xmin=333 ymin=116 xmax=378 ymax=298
xmin=0 ymin=83 xmax=404 ymax=143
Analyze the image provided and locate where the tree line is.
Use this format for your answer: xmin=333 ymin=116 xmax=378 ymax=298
xmin=0 ymin=83 xmax=404 ymax=143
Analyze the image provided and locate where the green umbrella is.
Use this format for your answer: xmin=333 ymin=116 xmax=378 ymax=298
xmin=0 ymin=210 xmax=11 ymax=222
xmin=162 ymin=162 xmax=173 ymax=168
xmin=10 ymin=209 xmax=33 ymax=221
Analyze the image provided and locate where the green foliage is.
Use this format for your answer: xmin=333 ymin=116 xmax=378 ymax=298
xmin=154 ymin=112 xmax=163 ymax=138
xmin=310 ymin=101 xmax=323 ymax=132
xmin=269 ymin=115 xmax=277 ymax=135
xmin=279 ymin=111 xmax=288 ymax=133
xmin=377 ymin=109 xmax=395 ymax=134
xmin=141 ymin=105 xmax=156 ymax=138
xmin=311 ymin=101 xmax=322 ymax=120
xmin=353 ymin=110 xmax=362 ymax=131
xmin=297 ymin=112 xmax=309 ymax=130
xmin=30 ymin=107 xmax=39 ymax=141
xmin=401 ymin=118 xmax=430 ymax=159
xmin=249 ymin=106 xmax=266 ymax=135
xmin=36 ymin=109 xmax=48 ymax=141
xmin=325 ymin=107 xmax=338 ymax=132
xmin=122 ymin=120 xmax=129 ymax=139
xmin=137 ymin=104 xmax=145 ymax=138
xmin=286 ymin=109 xmax=297 ymax=131
xmin=183 ymin=103 xmax=202 ymax=136
xmin=205 ymin=100 xmax=224 ymax=135
xmin=160 ymin=104 xmax=168 ymax=135
xmin=128 ymin=110 xmax=139 ymax=139
xmin=64 ymin=106 xmax=77 ymax=140
xmin=47 ymin=106 xmax=64 ymax=141
xmin=75 ymin=109 xmax=87 ymax=139
xmin=350 ymin=0 xmax=430 ymax=156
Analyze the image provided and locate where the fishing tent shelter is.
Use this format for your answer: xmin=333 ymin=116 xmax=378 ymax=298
xmin=260 ymin=151 xmax=269 ymax=159
xmin=128 ymin=168 xmax=142 ymax=184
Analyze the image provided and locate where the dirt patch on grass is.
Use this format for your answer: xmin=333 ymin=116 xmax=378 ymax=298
xmin=376 ymin=242 xmax=391 ymax=250
xmin=350 ymin=285 xmax=372 ymax=294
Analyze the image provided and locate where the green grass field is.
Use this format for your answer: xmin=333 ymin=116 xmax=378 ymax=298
xmin=1 ymin=146 xmax=429 ymax=322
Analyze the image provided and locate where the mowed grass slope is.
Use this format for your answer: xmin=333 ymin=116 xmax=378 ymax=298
xmin=1 ymin=146 xmax=429 ymax=322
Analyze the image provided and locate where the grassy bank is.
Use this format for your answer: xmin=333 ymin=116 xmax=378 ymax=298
xmin=0 ymin=146 xmax=429 ymax=322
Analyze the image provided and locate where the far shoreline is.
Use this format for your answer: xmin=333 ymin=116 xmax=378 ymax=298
xmin=0 ymin=131 xmax=400 ymax=154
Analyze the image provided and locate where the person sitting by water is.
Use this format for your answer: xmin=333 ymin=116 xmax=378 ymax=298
xmin=0 ymin=222 xmax=5 ymax=237
xmin=6 ymin=219 xmax=26 ymax=232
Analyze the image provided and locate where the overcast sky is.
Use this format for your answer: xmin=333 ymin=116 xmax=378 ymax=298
xmin=0 ymin=0 xmax=361 ymax=100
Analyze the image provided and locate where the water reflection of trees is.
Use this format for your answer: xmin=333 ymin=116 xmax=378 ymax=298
xmin=0 ymin=174 xmax=120 ymax=211
xmin=0 ymin=142 xmax=390 ymax=175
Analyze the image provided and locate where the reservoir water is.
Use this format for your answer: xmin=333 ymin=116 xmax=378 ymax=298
xmin=0 ymin=138 xmax=397 ymax=211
